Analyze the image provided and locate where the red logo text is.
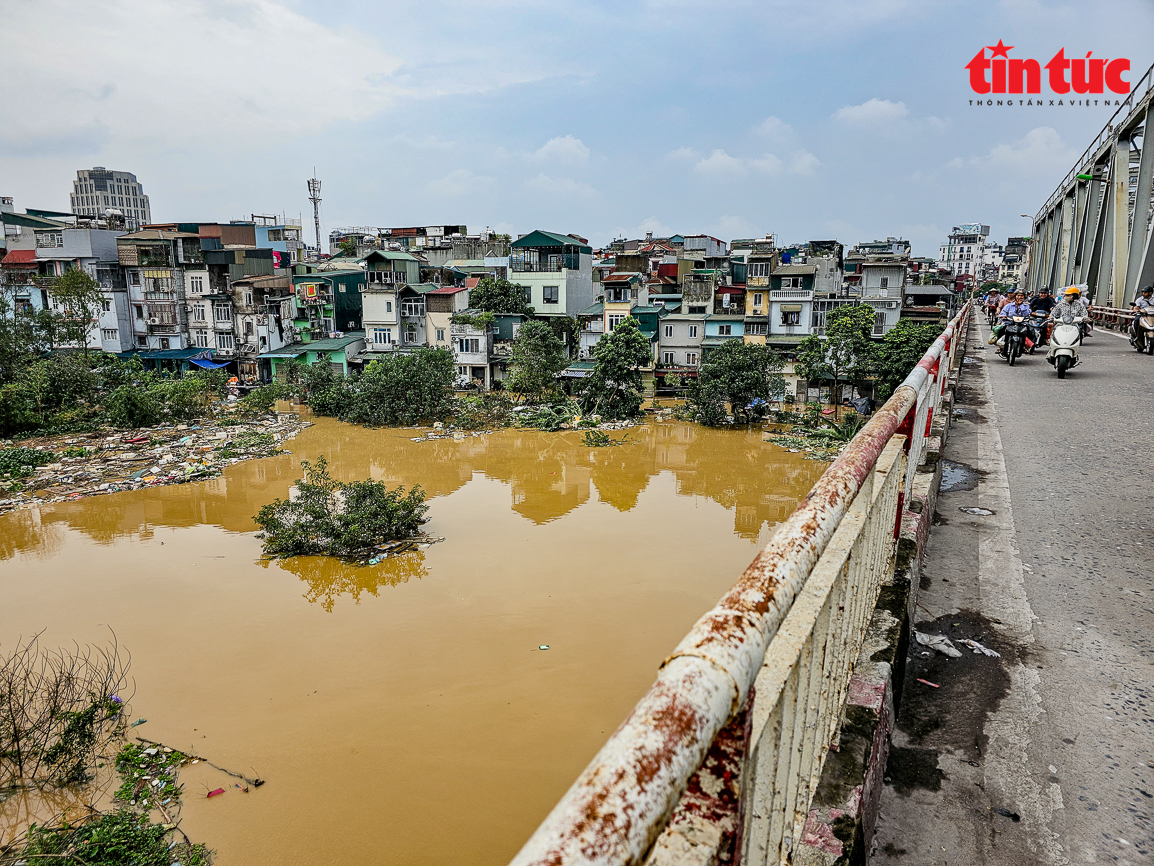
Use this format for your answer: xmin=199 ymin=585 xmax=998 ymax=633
xmin=966 ymin=41 xmax=1130 ymax=95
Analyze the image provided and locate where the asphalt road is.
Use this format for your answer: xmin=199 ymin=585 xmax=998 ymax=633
xmin=871 ymin=318 xmax=1154 ymax=865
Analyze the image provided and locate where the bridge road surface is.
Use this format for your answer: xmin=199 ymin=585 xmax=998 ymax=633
xmin=870 ymin=318 xmax=1153 ymax=865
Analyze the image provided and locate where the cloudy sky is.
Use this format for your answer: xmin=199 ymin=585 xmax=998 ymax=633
xmin=1 ymin=0 xmax=1150 ymax=255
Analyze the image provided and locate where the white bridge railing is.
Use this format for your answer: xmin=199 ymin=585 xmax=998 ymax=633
xmin=509 ymin=302 xmax=972 ymax=866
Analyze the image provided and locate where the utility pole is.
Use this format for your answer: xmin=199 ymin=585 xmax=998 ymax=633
xmin=307 ymin=170 xmax=322 ymax=260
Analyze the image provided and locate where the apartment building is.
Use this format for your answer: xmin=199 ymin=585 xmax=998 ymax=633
xmin=71 ymin=168 xmax=151 ymax=230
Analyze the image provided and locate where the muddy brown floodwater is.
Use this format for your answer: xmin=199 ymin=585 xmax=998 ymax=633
xmin=1 ymin=415 xmax=826 ymax=865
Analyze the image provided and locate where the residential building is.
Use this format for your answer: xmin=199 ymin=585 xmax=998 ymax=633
xmin=768 ymin=263 xmax=816 ymax=338
xmin=701 ymin=314 xmax=744 ymax=356
xmin=656 ymin=314 xmax=705 ymax=382
xmin=451 ymin=310 xmax=494 ymax=389
xmin=860 ymin=260 xmax=908 ymax=335
xmin=999 ymin=237 xmax=1029 ymax=288
xmin=262 ymin=332 xmax=366 ymax=383
xmin=937 ymin=223 xmax=990 ymax=279
xmin=508 ymin=230 xmax=594 ymax=316
xmin=290 ymin=270 xmax=365 ymax=344
xmin=71 ymin=168 xmax=151 ymax=230
xmin=425 ymin=285 xmax=471 ymax=352
xmin=251 ymin=215 xmax=305 ymax=265
xmin=228 ymin=275 xmax=295 ymax=382
xmin=116 ymin=228 xmax=204 ymax=352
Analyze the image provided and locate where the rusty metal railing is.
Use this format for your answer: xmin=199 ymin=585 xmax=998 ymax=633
xmin=1088 ymin=305 xmax=1133 ymax=331
xmin=509 ymin=303 xmax=971 ymax=866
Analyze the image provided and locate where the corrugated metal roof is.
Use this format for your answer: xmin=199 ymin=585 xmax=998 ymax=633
xmin=773 ymin=264 xmax=817 ymax=275
xmin=429 ymin=285 xmax=469 ymax=295
xmin=511 ymin=230 xmax=592 ymax=253
xmin=1 ymin=249 xmax=38 ymax=265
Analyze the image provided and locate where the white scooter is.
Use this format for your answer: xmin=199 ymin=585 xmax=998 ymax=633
xmin=1046 ymin=312 xmax=1087 ymax=378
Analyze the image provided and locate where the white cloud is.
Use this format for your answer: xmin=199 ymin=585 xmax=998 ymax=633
xmin=667 ymin=146 xmax=701 ymax=161
xmin=833 ymin=98 xmax=909 ymax=126
xmin=750 ymin=153 xmax=784 ymax=174
xmin=425 ymin=169 xmax=495 ymax=196
xmin=0 ymin=0 xmax=405 ymax=149
xmin=755 ymin=116 xmax=792 ymax=139
xmin=789 ymin=149 xmax=821 ymax=176
xmin=534 ymin=135 xmax=590 ymax=165
xmin=524 ymin=174 xmax=598 ymax=197
xmin=695 ymin=149 xmax=748 ymax=176
xmin=963 ymin=126 xmax=1075 ymax=174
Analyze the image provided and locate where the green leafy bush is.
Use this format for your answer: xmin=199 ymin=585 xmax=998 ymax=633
xmin=0 ymin=446 xmax=55 ymax=478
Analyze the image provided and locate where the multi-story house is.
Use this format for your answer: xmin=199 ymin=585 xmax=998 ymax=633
xmin=701 ymin=313 xmax=744 ymax=357
xmin=290 ymin=270 xmax=365 ymax=343
xmin=860 ymin=259 xmax=908 ymax=335
xmin=508 ymin=230 xmax=594 ymax=317
xmin=359 ymin=249 xmax=421 ymax=354
xmin=767 ymin=263 xmax=816 ymax=338
xmin=656 ymin=314 xmax=704 ymax=373
xmin=229 ymin=274 xmax=295 ymax=382
xmin=426 ymin=285 xmax=470 ymax=350
xmin=450 ymin=310 xmax=494 ymax=389
xmin=117 ymin=229 xmax=205 ymax=353
xmin=252 ymin=215 xmax=305 ymax=265
xmin=680 ymin=268 xmax=717 ymax=315
xmin=70 ymin=167 xmax=151 ymax=230
xmin=999 ymin=237 xmax=1029 ymax=288
xmin=937 ymin=223 xmax=990 ymax=279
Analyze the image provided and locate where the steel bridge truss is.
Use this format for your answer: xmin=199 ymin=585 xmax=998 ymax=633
xmin=1029 ymin=61 xmax=1154 ymax=306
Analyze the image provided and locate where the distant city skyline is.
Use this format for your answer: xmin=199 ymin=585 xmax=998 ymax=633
xmin=1 ymin=0 xmax=1150 ymax=257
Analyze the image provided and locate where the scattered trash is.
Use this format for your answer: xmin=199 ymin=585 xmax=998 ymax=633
xmin=915 ymin=631 xmax=963 ymax=658
xmin=959 ymin=506 xmax=995 ymax=516
xmin=539 ymin=645 xmax=550 ymax=650
xmin=993 ymin=807 xmax=1021 ymax=822
xmin=235 ymin=783 xmax=249 ymax=793
xmin=916 ymin=678 xmax=940 ymax=688
xmin=959 ymin=638 xmax=1001 ymax=658
xmin=207 ymin=788 xmax=226 ymax=798
xmin=130 ymin=718 xmax=148 ymax=727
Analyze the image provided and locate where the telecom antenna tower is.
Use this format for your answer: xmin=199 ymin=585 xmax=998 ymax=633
xmin=307 ymin=171 xmax=322 ymax=259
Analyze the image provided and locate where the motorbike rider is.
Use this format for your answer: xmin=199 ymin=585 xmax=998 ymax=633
xmin=993 ymin=291 xmax=1032 ymax=355
xmin=1131 ymin=285 xmax=1154 ymax=345
xmin=1030 ymin=287 xmax=1056 ymax=344
xmin=985 ymin=288 xmax=1005 ymax=322
xmin=1050 ymin=286 xmax=1089 ymax=338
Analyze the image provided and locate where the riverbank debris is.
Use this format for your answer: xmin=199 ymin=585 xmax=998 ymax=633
xmin=0 ymin=412 xmax=309 ymax=514
xmin=915 ymin=631 xmax=963 ymax=658
xmin=959 ymin=638 xmax=1001 ymax=658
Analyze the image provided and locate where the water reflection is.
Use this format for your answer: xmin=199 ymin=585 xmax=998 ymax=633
xmin=1 ymin=417 xmax=826 ymax=559
xmin=267 ymin=550 xmax=429 ymax=612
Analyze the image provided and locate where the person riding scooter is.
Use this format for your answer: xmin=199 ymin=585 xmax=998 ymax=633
xmin=993 ymin=291 xmax=1031 ymax=356
xmin=1047 ymin=286 xmax=1089 ymax=378
xmin=1132 ymin=285 xmax=1154 ymax=352
xmin=1030 ymin=288 xmax=1056 ymax=345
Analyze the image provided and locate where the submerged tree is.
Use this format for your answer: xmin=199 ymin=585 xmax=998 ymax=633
xmin=873 ymin=319 xmax=942 ymax=401
xmin=795 ymin=304 xmax=876 ymax=417
xmin=506 ymin=320 xmax=568 ymax=404
xmin=687 ymin=341 xmax=786 ymax=425
xmin=255 ymin=456 xmax=429 ymax=558
xmin=578 ymin=317 xmax=652 ymax=420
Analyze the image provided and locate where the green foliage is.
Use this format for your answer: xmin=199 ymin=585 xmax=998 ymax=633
xmin=218 ymin=431 xmax=280 ymax=460
xmin=113 ymin=742 xmax=186 ymax=808
xmin=103 ymin=385 xmax=163 ymax=428
xmin=507 ymin=320 xmax=568 ymax=404
xmin=237 ymin=383 xmax=291 ymax=418
xmin=515 ymin=400 xmax=577 ymax=431
xmin=579 ymin=317 xmax=652 ymax=420
xmin=687 ymin=341 xmax=785 ymax=425
xmin=337 ymin=236 xmax=358 ymax=257
xmin=255 ymin=456 xmax=429 ymax=558
xmin=450 ymin=311 xmax=496 ymax=329
xmin=48 ymin=268 xmax=106 ymax=353
xmin=795 ymin=304 xmax=876 ymax=414
xmin=341 ymin=348 xmax=456 ymax=426
xmin=583 ymin=430 xmax=628 ymax=447
xmin=454 ymin=392 xmax=513 ymax=429
xmin=468 ymin=276 xmax=534 ymax=315
xmin=874 ymin=320 xmax=942 ymax=401
xmin=15 ymin=809 xmax=212 ymax=866
xmin=547 ymin=315 xmax=581 ymax=358
xmin=0 ymin=446 xmax=56 ymax=478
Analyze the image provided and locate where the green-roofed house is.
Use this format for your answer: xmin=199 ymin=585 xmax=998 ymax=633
xmin=260 ymin=331 xmax=367 ymax=382
xmin=291 ymin=270 xmax=365 ymax=343
xmin=509 ymin=230 xmax=594 ymax=317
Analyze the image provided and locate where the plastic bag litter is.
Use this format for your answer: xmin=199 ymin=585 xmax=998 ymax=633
xmin=959 ymin=638 xmax=1001 ymax=658
xmin=914 ymin=631 xmax=962 ymax=658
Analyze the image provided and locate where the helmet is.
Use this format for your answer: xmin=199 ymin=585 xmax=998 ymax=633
xmin=1063 ymin=286 xmax=1080 ymax=297
xmin=1142 ymin=285 xmax=1153 ymax=295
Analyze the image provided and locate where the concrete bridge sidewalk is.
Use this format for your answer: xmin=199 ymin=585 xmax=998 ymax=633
xmin=870 ymin=320 xmax=1154 ymax=864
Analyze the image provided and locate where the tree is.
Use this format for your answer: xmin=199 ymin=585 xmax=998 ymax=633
xmin=49 ymin=268 xmax=106 ymax=355
xmin=341 ymin=347 xmax=456 ymax=426
xmin=337 ymin=237 xmax=358 ymax=257
xmin=873 ymin=319 xmax=942 ymax=401
xmin=547 ymin=315 xmax=581 ymax=359
xmin=687 ymin=341 xmax=786 ymax=425
xmin=579 ymin=317 xmax=652 ymax=420
xmin=794 ymin=304 xmax=876 ymax=417
xmin=469 ymin=277 xmax=534 ymax=316
xmin=506 ymin=320 xmax=568 ymax=404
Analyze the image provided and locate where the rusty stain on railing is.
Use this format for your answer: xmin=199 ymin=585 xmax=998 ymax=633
xmin=509 ymin=304 xmax=972 ymax=866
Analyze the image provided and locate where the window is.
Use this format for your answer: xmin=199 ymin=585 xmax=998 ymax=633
xmin=244 ymin=292 xmax=253 ymax=307
xmin=688 ymin=306 xmax=706 ymax=315
xmin=524 ymin=286 xmax=533 ymax=304
xmin=781 ymin=310 xmax=801 ymax=325
xmin=214 ymin=304 xmax=231 ymax=322
xmin=717 ymin=324 xmax=732 ymax=336
xmin=747 ymin=322 xmax=768 ymax=335
xmin=373 ymin=328 xmax=393 ymax=345
xmin=193 ymin=305 xmax=206 ymax=322
xmin=400 ymin=299 xmax=424 ymax=317
xmin=753 ymin=293 xmax=763 ymax=307
xmin=217 ymin=332 xmax=235 ymax=350
xmin=686 ymin=352 xmax=698 ymax=366
xmin=134 ymin=305 xmax=145 ymax=319
xmin=749 ymin=262 xmax=770 ymax=277
xmin=436 ymin=328 xmax=445 ymax=342
xmin=873 ymin=312 xmax=886 ymax=336
xmin=135 ymin=335 xmax=147 ymax=348
xmin=101 ymin=298 xmax=111 ymax=313
xmin=543 ymin=285 xmax=559 ymax=304
xmin=101 ymin=328 xmax=118 ymax=341
xmin=130 ymin=271 xmax=141 ymax=285
xmin=404 ymin=324 xmax=418 ymax=343
xmin=688 ymin=325 xmax=699 ymax=338
xmin=664 ymin=325 xmax=674 ymax=338
xmin=880 ymin=277 xmax=889 ymax=289
xmin=194 ymin=331 xmax=209 ymax=348
xmin=780 ymin=277 xmax=794 ymax=288
xmin=159 ymin=337 xmax=170 ymax=350
xmin=457 ymin=338 xmax=480 ymax=353
xmin=607 ymin=314 xmax=625 ymax=332
xmin=662 ymin=351 xmax=675 ymax=365
xmin=244 ymin=319 xmax=254 ymax=336
xmin=386 ymin=301 xmax=393 ymax=313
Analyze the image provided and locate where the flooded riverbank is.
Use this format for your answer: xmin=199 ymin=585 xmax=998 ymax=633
xmin=1 ymin=416 xmax=825 ymax=865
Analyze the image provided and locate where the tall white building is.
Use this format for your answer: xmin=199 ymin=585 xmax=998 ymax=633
xmin=937 ymin=223 xmax=990 ymax=279
xmin=70 ymin=167 xmax=151 ymax=230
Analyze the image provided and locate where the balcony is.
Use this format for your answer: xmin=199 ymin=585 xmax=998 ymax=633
xmin=366 ymin=270 xmax=406 ymax=286
xmin=770 ymin=288 xmax=813 ymax=300
xmin=509 ymin=252 xmax=581 ymax=273
xmin=213 ymin=319 xmax=234 ymax=331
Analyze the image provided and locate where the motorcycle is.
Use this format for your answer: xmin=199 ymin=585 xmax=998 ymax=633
xmin=1046 ymin=313 xmax=1087 ymax=378
xmin=1131 ymin=307 xmax=1154 ymax=354
xmin=986 ymin=305 xmax=999 ymax=326
xmin=1026 ymin=313 xmax=1048 ymax=353
xmin=1000 ymin=316 xmax=1030 ymax=365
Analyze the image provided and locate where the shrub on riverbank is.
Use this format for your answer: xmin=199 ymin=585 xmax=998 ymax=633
xmin=255 ymin=456 xmax=429 ymax=559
